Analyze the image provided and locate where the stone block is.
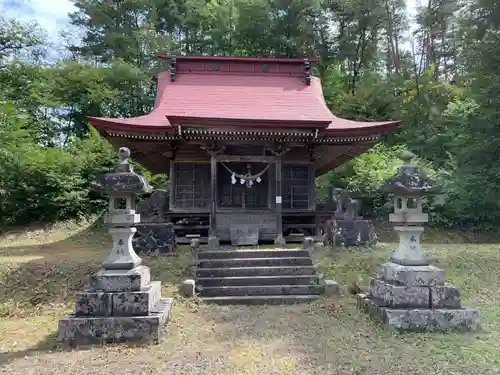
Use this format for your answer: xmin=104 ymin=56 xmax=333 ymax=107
xmin=75 ymin=291 xmax=113 ymax=317
xmin=133 ymin=223 xmax=176 ymax=254
xmin=90 ymin=266 xmax=151 ymax=292
xmin=324 ymin=279 xmax=340 ymax=297
xmin=357 ymin=296 xmax=480 ymax=332
xmin=230 ymin=225 xmax=259 ymax=246
xmin=190 ymin=238 xmax=200 ymax=252
xmin=302 ymin=237 xmax=315 ymax=253
xmin=137 ymin=190 xmax=168 ymax=223
xmin=324 ymin=219 xmax=375 ymax=247
xmin=112 ymin=281 xmax=161 ymax=316
xmin=430 ymin=283 xmax=461 ymax=308
xmin=382 ymin=307 xmax=480 ymax=332
xmin=180 ymin=279 xmax=195 ymax=297
xmin=378 ymin=262 xmax=445 ymax=286
xmin=208 ymin=235 xmax=220 ymax=248
xmin=356 ymin=293 xmax=368 ymax=310
xmin=369 ymin=279 xmax=430 ymax=308
xmin=273 ymin=236 xmax=286 ymax=246
xmin=104 ymin=213 xmax=141 ymax=226
xmin=58 ymin=298 xmax=173 ymax=347
xmin=390 ymin=212 xmax=428 ymax=223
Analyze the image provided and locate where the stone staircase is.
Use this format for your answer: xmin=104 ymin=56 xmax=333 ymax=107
xmin=195 ymin=248 xmax=325 ymax=304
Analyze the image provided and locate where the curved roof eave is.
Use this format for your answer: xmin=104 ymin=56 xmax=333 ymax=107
xmin=87 ymin=115 xmax=174 ymax=133
xmin=320 ymin=119 xmax=401 ymax=137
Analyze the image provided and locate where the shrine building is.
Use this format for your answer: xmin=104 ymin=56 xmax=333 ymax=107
xmin=88 ymin=55 xmax=399 ymax=247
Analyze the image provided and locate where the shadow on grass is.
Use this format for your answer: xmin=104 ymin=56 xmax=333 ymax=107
xmin=0 ymin=220 xmax=194 ymax=367
xmin=0 ymin=332 xmax=59 ymax=367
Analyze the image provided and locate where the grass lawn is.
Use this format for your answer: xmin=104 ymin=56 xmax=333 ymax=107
xmin=0 ymin=220 xmax=499 ymax=375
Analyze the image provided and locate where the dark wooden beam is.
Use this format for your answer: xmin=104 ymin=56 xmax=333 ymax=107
xmin=215 ymin=155 xmax=276 ymax=163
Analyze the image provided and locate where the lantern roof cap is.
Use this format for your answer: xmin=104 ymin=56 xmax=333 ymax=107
xmin=91 ymin=147 xmax=152 ymax=195
xmin=382 ymin=151 xmax=440 ymax=196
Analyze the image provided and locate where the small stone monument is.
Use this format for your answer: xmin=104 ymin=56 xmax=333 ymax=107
xmin=58 ymin=147 xmax=173 ymax=346
xmin=357 ymin=151 xmax=480 ymax=332
xmin=332 ymin=188 xmax=346 ymax=219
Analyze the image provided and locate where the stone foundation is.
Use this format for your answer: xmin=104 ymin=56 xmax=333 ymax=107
xmin=337 ymin=219 xmax=373 ymax=247
xmin=357 ymin=294 xmax=479 ymax=332
xmin=321 ymin=218 xmax=375 ymax=247
xmin=58 ymin=266 xmax=173 ymax=347
xmin=58 ymin=299 xmax=172 ymax=346
xmin=357 ymin=263 xmax=480 ymax=332
xmin=133 ymin=223 xmax=176 ymax=254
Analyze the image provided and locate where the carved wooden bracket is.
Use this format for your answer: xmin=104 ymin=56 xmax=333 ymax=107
xmin=170 ymin=141 xmax=180 ymax=161
xmin=266 ymin=142 xmax=291 ymax=157
xmin=307 ymin=144 xmax=316 ymax=162
xmin=200 ymin=142 xmax=226 ymax=156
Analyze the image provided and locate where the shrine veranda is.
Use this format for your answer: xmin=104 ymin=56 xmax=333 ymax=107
xmin=88 ymin=55 xmax=400 ymax=246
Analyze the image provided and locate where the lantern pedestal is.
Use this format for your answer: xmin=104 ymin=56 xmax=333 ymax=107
xmin=102 ymin=227 xmax=142 ymax=270
xmin=390 ymin=226 xmax=429 ymax=266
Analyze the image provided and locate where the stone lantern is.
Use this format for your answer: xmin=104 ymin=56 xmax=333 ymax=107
xmin=57 ymin=147 xmax=173 ymax=346
xmin=98 ymin=147 xmax=150 ymax=270
xmin=384 ymin=150 xmax=438 ymax=267
xmin=356 ymin=151 xmax=480 ymax=332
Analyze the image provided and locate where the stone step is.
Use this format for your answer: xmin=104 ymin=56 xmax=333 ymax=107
xmin=197 ymin=249 xmax=310 ymax=260
xmin=196 ymin=266 xmax=317 ymax=278
xmin=196 ymin=275 xmax=319 ymax=287
xmin=198 ymin=257 xmax=313 ymax=268
xmin=201 ymin=295 xmax=322 ymax=305
xmin=199 ymin=284 xmax=325 ymax=297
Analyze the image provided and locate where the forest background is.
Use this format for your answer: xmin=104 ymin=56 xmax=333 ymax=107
xmin=1 ymin=0 xmax=499 ymax=231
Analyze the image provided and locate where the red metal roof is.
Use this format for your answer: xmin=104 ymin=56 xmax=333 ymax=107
xmin=88 ymin=56 xmax=400 ymax=135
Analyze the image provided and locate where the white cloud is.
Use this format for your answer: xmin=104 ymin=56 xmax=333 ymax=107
xmin=0 ymin=0 xmax=77 ymax=41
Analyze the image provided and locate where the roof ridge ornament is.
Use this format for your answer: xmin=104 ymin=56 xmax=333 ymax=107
xmin=304 ymin=60 xmax=311 ymax=85
xmin=170 ymin=57 xmax=177 ymax=82
xmin=399 ymin=150 xmax=416 ymax=165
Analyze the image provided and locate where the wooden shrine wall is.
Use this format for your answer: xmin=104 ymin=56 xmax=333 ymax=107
xmin=169 ymin=160 xmax=315 ymax=213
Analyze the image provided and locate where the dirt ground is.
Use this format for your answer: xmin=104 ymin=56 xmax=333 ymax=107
xmin=0 ymin=219 xmax=499 ymax=375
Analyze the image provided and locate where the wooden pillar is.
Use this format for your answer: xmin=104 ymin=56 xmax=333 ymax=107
xmin=274 ymin=155 xmax=286 ymax=245
xmin=208 ymin=152 xmax=219 ymax=247
xmin=168 ymin=162 xmax=175 ymax=211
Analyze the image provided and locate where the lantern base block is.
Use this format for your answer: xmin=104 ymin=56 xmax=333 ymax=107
xmin=356 ymin=294 xmax=480 ymax=332
xmin=390 ymin=251 xmax=430 ymax=266
xmin=357 ymin=261 xmax=480 ymax=332
xmin=57 ymin=298 xmax=172 ymax=347
xmin=58 ymin=265 xmax=173 ymax=347
xmin=377 ymin=262 xmax=446 ymax=286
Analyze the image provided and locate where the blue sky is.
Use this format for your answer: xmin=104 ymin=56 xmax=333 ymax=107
xmin=0 ymin=0 xmax=77 ymax=41
xmin=1 ymin=0 xmax=421 ymax=51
